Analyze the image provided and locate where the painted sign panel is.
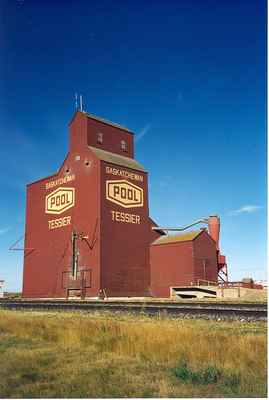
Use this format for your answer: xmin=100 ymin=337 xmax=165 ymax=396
xmin=106 ymin=180 xmax=143 ymax=208
xmin=45 ymin=187 xmax=75 ymax=215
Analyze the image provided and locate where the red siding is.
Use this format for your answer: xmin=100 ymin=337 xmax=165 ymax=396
xmin=69 ymin=112 xmax=88 ymax=153
xmin=193 ymin=232 xmax=218 ymax=284
xmin=23 ymin=147 xmax=101 ymax=298
xmin=150 ymin=241 xmax=194 ymax=297
xmin=87 ymin=118 xmax=134 ymax=159
xmin=150 ymin=231 xmax=218 ymax=297
xmin=100 ymin=162 xmax=150 ymax=296
xmin=69 ymin=111 xmax=134 ymax=158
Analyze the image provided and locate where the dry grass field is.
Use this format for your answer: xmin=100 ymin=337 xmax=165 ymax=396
xmin=0 ymin=310 xmax=267 ymax=398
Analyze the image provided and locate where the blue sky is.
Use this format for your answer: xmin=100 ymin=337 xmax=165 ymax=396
xmin=0 ymin=0 xmax=267 ymax=291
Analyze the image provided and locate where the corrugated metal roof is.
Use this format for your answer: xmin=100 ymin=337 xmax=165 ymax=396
xmin=85 ymin=112 xmax=133 ymax=133
xmin=89 ymin=146 xmax=146 ymax=172
xmin=69 ymin=111 xmax=133 ymax=133
xmin=152 ymin=230 xmax=202 ymax=245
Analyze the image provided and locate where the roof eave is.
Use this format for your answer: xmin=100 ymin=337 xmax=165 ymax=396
xmin=68 ymin=110 xmax=133 ymax=134
xmin=88 ymin=146 xmax=146 ymax=173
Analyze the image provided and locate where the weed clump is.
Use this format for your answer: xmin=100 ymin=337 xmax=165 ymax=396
xmin=172 ymin=360 xmax=241 ymax=387
xmin=172 ymin=360 xmax=220 ymax=384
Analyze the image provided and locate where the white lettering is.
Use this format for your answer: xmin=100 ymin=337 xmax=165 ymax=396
xmin=106 ymin=167 xmax=143 ymax=182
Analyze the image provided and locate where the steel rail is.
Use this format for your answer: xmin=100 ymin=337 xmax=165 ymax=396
xmin=0 ymin=299 xmax=267 ymax=309
xmin=0 ymin=299 xmax=266 ymax=321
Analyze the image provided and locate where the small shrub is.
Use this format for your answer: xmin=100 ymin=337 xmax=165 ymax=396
xmin=20 ymin=369 xmax=41 ymax=383
xmin=173 ymin=360 xmax=190 ymax=382
xmin=201 ymin=365 xmax=220 ymax=384
xmin=223 ymin=370 xmax=241 ymax=388
xmin=172 ymin=361 xmax=221 ymax=385
xmin=0 ymin=335 xmax=34 ymax=351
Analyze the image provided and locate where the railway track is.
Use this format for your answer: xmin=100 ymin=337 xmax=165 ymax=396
xmin=0 ymin=299 xmax=267 ymax=321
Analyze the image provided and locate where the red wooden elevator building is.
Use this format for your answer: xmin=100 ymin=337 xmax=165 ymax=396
xmin=22 ymin=110 xmax=227 ymax=298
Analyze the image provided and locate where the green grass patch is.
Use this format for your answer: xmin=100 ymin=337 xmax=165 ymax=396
xmin=172 ymin=361 xmax=221 ymax=384
xmin=0 ymin=333 xmax=37 ymax=351
xmin=171 ymin=360 xmax=244 ymax=395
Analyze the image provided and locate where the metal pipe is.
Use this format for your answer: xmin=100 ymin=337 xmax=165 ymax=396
xmin=151 ymin=218 xmax=208 ymax=232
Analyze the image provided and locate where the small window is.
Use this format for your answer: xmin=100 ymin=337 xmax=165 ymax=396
xmin=97 ymin=132 xmax=103 ymax=144
xmin=121 ymin=140 xmax=127 ymax=151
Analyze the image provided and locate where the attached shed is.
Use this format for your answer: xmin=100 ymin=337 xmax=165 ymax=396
xmin=150 ymin=229 xmax=218 ymax=297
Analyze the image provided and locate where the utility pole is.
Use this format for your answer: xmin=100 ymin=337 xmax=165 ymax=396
xmin=71 ymin=231 xmax=78 ymax=278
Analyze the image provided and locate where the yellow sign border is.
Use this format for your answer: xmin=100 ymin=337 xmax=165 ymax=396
xmin=106 ymin=180 xmax=144 ymax=209
xmin=45 ymin=187 xmax=75 ymax=215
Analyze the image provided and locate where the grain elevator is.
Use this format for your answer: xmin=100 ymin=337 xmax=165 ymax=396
xmin=23 ymin=111 xmax=154 ymax=298
xmin=22 ymin=110 xmax=227 ymax=298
